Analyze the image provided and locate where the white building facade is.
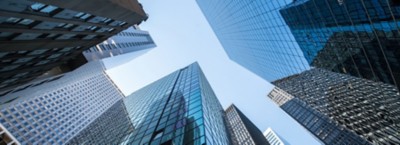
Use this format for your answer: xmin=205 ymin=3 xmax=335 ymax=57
xmin=263 ymin=128 xmax=286 ymax=145
xmin=0 ymin=61 xmax=124 ymax=144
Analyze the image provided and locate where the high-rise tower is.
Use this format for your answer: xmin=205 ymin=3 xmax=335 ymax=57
xmin=263 ymin=128 xmax=288 ymax=145
xmin=280 ymin=0 xmax=400 ymax=90
xmin=225 ymin=104 xmax=270 ymax=145
xmin=196 ymin=0 xmax=310 ymax=81
xmin=82 ymin=26 xmax=155 ymax=61
xmin=269 ymin=69 xmax=400 ymax=145
xmin=0 ymin=62 xmax=234 ymax=144
xmin=0 ymin=0 xmax=148 ymax=92
xmin=0 ymin=61 xmax=125 ymax=144
xmin=121 ymin=62 xmax=232 ymax=145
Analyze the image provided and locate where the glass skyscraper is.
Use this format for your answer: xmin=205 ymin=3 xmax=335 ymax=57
xmin=263 ymin=128 xmax=288 ymax=145
xmin=0 ymin=0 xmax=148 ymax=93
xmin=0 ymin=62 xmax=233 ymax=144
xmin=82 ymin=26 xmax=156 ymax=61
xmin=198 ymin=0 xmax=400 ymax=144
xmin=280 ymin=0 xmax=400 ymax=89
xmin=269 ymin=69 xmax=400 ymax=145
xmin=121 ymin=62 xmax=231 ymax=145
xmin=225 ymin=104 xmax=270 ymax=145
xmin=196 ymin=0 xmax=310 ymax=81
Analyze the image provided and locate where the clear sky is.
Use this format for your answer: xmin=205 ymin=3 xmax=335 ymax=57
xmin=104 ymin=0 xmax=321 ymax=144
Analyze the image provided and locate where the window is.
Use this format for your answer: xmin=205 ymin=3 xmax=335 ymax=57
xmin=5 ymin=17 xmax=20 ymax=23
xmin=80 ymin=14 xmax=92 ymax=20
xmin=30 ymin=3 xmax=45 ymax=11
xmin=18 ymin=19 xmax=34 ymax=25
xmin=152 ymin=130 xmax=164 ymax=141
xmin=63 ymin=23 xmax=74 ymax=29
xmin=28 ymin=49 xmax=47 ymax=55
xmin=56 ymin=23 xmax=66 ymax=28
xmin=40 ymin=5 xmax=58 ymax=14
xmin=102 ymin=18 xmax=112 ymax=23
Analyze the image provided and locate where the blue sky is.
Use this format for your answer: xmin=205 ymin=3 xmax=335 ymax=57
xmin=105 ymin=0 xmax=321 ymax=144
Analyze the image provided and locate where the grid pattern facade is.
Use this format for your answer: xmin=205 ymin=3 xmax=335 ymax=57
xmin=196 ymin=0 xmax=310 ymax=81
xmin=268 ymin=87 xmax=369 ymax=145
xmin=0 ymin=61 xmax=124 ymax=144
xmin=66 ymin=100 xmax=135 ymax=144
xmin=272 ymin=69 xmax=400 ymax=144
xmin=121 ymin=62 xmax=231 ymax=145
xmin=280 ymin=0 xmax=400 ymax=89
xmin=0 ymin=0 xmax=147 ymax=93
xmin=83 ymin=27 xmax=155 ymax=61
xmin=225 ymin=104 xmax=270 ymax=145
xmin=0 ymin=124 xmax=18 ymax=145
xmin=263 ymin=128 xmax=286 ymax=145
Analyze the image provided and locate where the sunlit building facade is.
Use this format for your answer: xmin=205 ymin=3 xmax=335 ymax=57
xmin=269 ymin=69 xmax=400 ymax=145
xmin=225 ymin=104 xmax=270 ymax=145
xmin=263 ymin=128 xmax=287 ymax=145
xmin=82 ymin=27 xmax=155 ymax=61
xmin=280 ymin=0 xmax=400 ymax=89
xmin=0 ymin=0 xmax=148 ymax=93
xmin=121 ymin=62 xmax=232 ymax=145
xmin=196 ymin=0 xmax=310 ymax=81
xmin=0 ymin=61 xmax=124 ymax=144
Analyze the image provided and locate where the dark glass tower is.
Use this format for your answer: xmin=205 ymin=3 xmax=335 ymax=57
xmin=225 ymin=104 xmax=270 ymax=145
xmin=0 ymin=0 xmax=148 ymax=93
xmin=269 ymin=69 xmax=400 ymax=145
xmin=196 ymin=0 xmax=310 ymax=81
xmin=280 ymin=0 xmax=400 ymax=89
xmin=121 ymin=62 xmax=232 ymax=145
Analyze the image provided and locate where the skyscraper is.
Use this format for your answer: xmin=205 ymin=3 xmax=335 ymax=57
xmin=280 ymin=0 xmax=400 ymax=89
xmin=0 ymin=61 xmax=125 ymax=144
xmin=82 ymin=26 xmax=155 ymax=61
xmin=263 ymin=128 xmax=288 ymax=145
xmin=225 ymin=104 xmax=270 ymax=145
xmin=196 ymin=0 xmax=310 ymax=81
xmin=0 ymin=0 xmax=148 ymax=93
xmin=269 ymin=69 xmax=400 ymax=145
xmin=121 ymin=62 xmax=232 ymax=145
xmin=0 ymin=62 xmax=234 ymax=144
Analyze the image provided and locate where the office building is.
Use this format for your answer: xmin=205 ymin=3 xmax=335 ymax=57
xmin=280 ymin=0 xmax=400 ymax=89
xmin=263 ymin=128 xmax=287 ymax=145
xmin=0 ymin=61 xmax=125 ymax=144
xmin=0 ymin=62 xmax=234 ymax=144
xmin=121 ymin=62 xmax=232 ymax=145
xmin=0 ymin=0 xmax=148 ymax=93
xmin=82 ymin=26 xmax=155 ymax=61
xmin=269 ymin=69 xmax=400 ymax=145
xmin=225 ymin=104 xmax=270 ymax=145
xmin=196 ymin=0 xmax=310 ymax=81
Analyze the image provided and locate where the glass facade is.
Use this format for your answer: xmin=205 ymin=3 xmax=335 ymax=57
xmin=225 ymin=104 xmax=270 ymax=145
xmin=0 ymin=0 xmax=147 ymax=93
xmin=269 ymin=69 xmax=400 ymax=145
xmin=83 ymin=27 xmax=156 ymax=61
xmin=196 ymin=0 xmax=310 ymax=81
xmin=121 ymin=62 xmax=231 ymax=145
xmin=280 ymin=0 xmax=400 ymax=89
xmin=0 ymin=62 xmax=232 ymax=144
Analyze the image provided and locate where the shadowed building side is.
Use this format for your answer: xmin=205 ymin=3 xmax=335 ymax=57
xmin=225 ymin=104 xmax=270 ymax=145
xmin=0 ymin=0 xmax=148 ymax=93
